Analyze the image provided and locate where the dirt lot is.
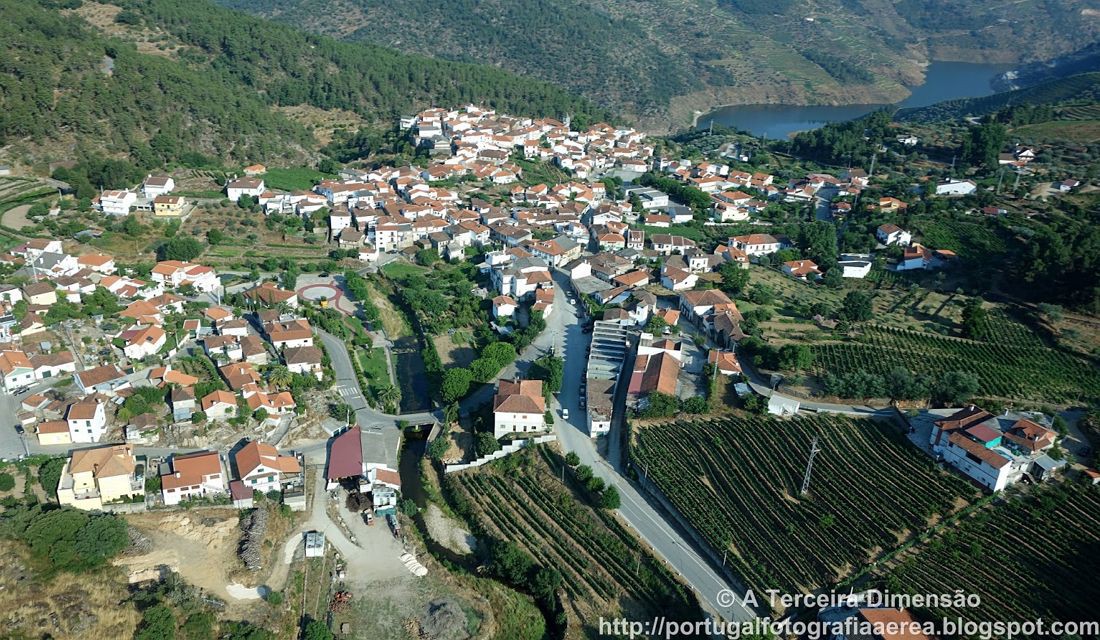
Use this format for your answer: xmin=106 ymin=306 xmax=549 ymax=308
xmin=4 ymin=203 xmax=35 ymax=230
xmin=119 ymin=510 xmax=246 ymax=605
xmin=433 ymin=329 xmax=477 ymax=368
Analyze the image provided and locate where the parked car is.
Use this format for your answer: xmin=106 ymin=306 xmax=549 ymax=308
xmin=14 ymin=424 xmax=24 ymax=435
xmin=562 ymin=408 xmax=569 ymax=420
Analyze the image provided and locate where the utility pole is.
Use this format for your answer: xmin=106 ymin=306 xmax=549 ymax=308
xmin=800 ymin=435 xmax=821 ymax=497
xmin=996 ymin=167 xmax=1005 ymax=194
xmin=868 ymin=153 xmax=877 ymax=178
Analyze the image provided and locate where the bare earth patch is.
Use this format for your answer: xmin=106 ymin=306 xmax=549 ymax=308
xmin=423 ymin=503 xmax=478 ymax=555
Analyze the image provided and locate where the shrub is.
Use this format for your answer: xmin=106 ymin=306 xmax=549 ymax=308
xmin=0 ymin=473 xmax=14 ymax=492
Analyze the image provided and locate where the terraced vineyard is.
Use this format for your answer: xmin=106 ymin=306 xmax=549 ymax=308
xmin=630 ymin=415 xmax=979 ymax=597
xmin=446 ymin=448 xmax=701 ymax=628
xmin=881 ymin=480 xmax=1100 ymax=626
xmin=809 ymin=325 xmax=1100 ymax=403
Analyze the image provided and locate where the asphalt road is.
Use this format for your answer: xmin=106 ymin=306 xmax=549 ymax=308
xmin=545 ymin=272 xmax=756 ymax=622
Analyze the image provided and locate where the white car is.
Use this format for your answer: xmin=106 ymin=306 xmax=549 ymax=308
xmin=562 ymin=408 xmax=569 ymax=420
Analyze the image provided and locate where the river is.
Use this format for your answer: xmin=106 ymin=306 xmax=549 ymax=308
xmin=392 ymin=336 xmax=432 ymax=413
xmin=699 ymin=61 xmax=1013 ymax=139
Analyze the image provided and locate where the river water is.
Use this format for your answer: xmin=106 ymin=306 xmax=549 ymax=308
xmin=699 ymin=61 xmax=1013 ymax=139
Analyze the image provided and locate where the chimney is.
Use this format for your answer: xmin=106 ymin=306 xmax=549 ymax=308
xmin=175 ymin=472 xmax=181 ymax=478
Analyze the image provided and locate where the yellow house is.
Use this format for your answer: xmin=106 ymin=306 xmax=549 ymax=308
xmin=36 ymin=420 xmax=72 ymax=446
xmin=153 ymin=195 xmax=184 ymax=217
xmin=57 ymin=443 xmax=144 ymax=511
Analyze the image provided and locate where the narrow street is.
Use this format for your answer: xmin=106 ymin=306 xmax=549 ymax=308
xmin=545 ymin=272 xmax=756 ymax=622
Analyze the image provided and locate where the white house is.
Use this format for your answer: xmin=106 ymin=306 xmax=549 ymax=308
xmin=232 ymin=440 xmax=302 ymax=494
xmin=142 ymin=176 xmax=176 ymax=199
xmin=99 ymin=190 xmax=138 ymax=216
xmin=942 ymin=433 xmax=1015 ymax=491
xmin=492 ymin=295 xmax=517 ymax=319
xmin=492 ymin=379 xmax=546 ymax=439
xmin=730 ymin=234 xmax=781 ymax=256
xmin=123 ymin=325 xmax=167 ymax=359
xmin=661 ymin=266 xmax=697 ymax=291
xmin=151 ymin=260 xmax=220 ymax=293
xmin=66 ymin=398 xmax=108 ymax=443
xmin=935 ymin=179 xmax=977 ymax=196
xmin=0 ymin=350 xmax=34 ymax=391
xmin=838 ymin=256 xmax=872 ymax=279
xmin=226 ymin=178 xmax=266 ymax=201
xmin=876 ymin=223 xmax=912 ymax=246
xmin=161 ymin=451 xmax=225 ymax=506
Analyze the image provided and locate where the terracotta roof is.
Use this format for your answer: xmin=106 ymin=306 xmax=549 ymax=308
xmin=162 ymin=451 xmax=221 ymax=490
xmin=37 ymin=420 xmax=69 ymax=434
xmin=66 ymin=400 xmax=102 ymax=421
xmin=201 ymin=389 xmax=237 ymax=410
xmin=637 ymin=352 xmax=679 ymax=396
xmin=70 ymin=443 xmax=135 ymax=478
xmin=493 ymin=379 xmax=545 ymax=415
xmin=732 ymin=233 xmax=778 ymax=246
xmin=234 ymin=440 xmax=300 ymax=479
xmin=948 ymin=432 xmax=1009 ymax=469
xmin=76 ymin=364 xmax=125 ymax=389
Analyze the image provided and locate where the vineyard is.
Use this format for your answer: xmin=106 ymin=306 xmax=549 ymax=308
xmin=445 ymin=447 xmax=702 ymax=629
xmin=630 ymin=415 xmax=979 ymax=598
xmin=809 ymin=324 xmax=1100 ymax=403
xmin=881 ymin=480 xmax=1100 ymax=625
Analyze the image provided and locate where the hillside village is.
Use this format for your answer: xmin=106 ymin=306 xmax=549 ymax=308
xmin=0 ymin=102 xmax=1098 ymax=640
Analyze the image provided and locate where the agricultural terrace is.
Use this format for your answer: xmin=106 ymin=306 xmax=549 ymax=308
xmin=445 ymin=448 xmax=703 ymax=631
xmin=808 ymin=323 xmax=1100 ymax=403
xmin=630 ymin=415 xmax=979 ymax=599
xmin=881 ymin=480 xmax=1100 ymax=626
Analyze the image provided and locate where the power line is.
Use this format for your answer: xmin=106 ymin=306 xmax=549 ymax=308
xmin=800 ymin=435 xmax=821 ymax=496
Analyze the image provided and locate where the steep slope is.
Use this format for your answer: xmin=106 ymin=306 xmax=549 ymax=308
xmin=0 ymin=0 xmax=609 ymax=169
xmin=896 ymin=73 xmax=1100 ymax=123
xmin=215 ymin=0 xmax=1100 ymax=130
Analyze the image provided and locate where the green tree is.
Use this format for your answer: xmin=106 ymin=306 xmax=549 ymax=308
xmin=489 ymin=540 xmax=534 ymax=586
xmin=600 ymin=486 xmax=621 ymax=509
xmin=135 ymin=604 xmax=176 ymax=640
xmin=530 ymin=567 xmax=561 ymax=604
xmin=639 ymin=392 xmax=678 ymax=418
xmin=960 ymin=298 xmax=989 ymax=339
xmin=427 ymin=437 xmax=449 ymax=460
xmin=933 ymin=371 xmax=980 ymax=406
xmin=475 ymin=433 xmax=501 ymax=457
xmin=529 ymin=355 xmax=564 ymax=394
xmin=841 ymin=291 xmax=873 ymax=322
xmin=441 ymin=367 xmax=473 ymax=403
xmin=38 ymin=458 xmax=66 ymax=499
xmin=718 ymin=262 xmax=750 ymax=294
xmin=564 ymin=451 xmax=580 ymax=467
xmin=0 ymin=473 xmax=14 ymax=492
xmin=181 ymin=612 xmax=215 ymax=640
xmin=302 ymin=619 xmax=333 ymax=640
xmin=777 ymin=344 xmax=813 ymax=371
xmin=267 ymin=365 xmax=293 ymax=389
xmin=681 ymin=396 xmax=708 ymax=414
xmin=158 ymin=236 xmax=204 ymax=261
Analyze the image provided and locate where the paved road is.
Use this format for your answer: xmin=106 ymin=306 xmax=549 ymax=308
xmin=545 ymin=271 xmax=755 ymax=622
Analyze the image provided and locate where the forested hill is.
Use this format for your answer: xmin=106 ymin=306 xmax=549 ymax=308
xmin=0 ymin=0 xmax=608 ymax=169
xmin=215 ymin=0 xmax=1100 ymax=130
xmin=896 ymin=73 xmax=1100 ymax=123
